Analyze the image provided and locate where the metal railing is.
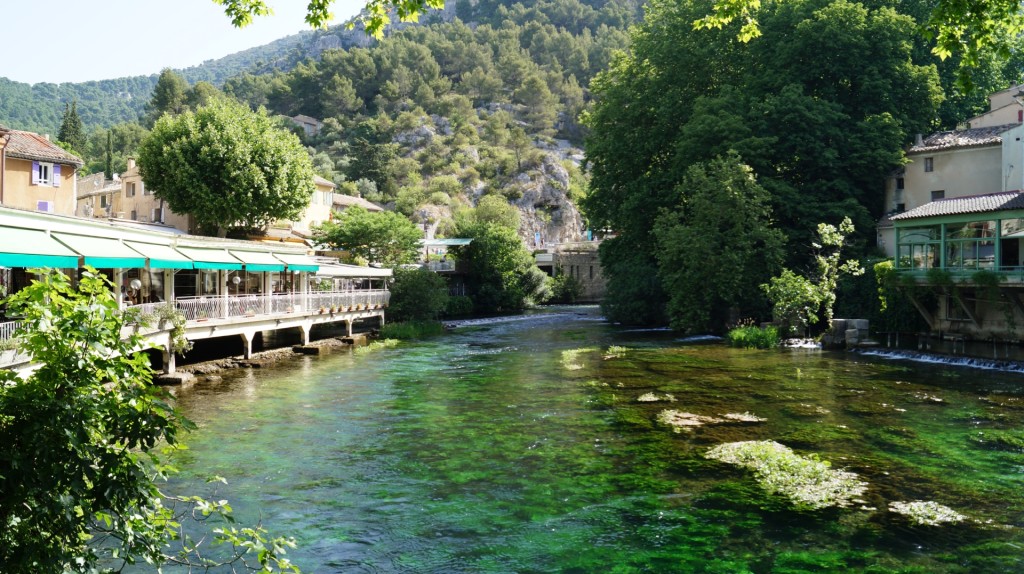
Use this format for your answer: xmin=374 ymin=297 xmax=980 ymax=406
xmin=173 ymin=290 xmax=389 ymax=322
xmin=0 ymin=320 xmax=23 ymax=341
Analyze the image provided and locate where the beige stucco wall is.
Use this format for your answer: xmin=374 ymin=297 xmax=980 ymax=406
xmin=2 ymin=157 xmax=76 ymax=215
xmin=280 ymin=181 xmax=334 ymax=237
xmin=1002 ymin=124 xmax=1024 ymax=191
xmin=114 ymin=162 xmax=191 ymax=232
xmin=969 ymin=104 xmax=1022 ymax=128
xmin=903 ymin=146 xmax=1002 ymax=209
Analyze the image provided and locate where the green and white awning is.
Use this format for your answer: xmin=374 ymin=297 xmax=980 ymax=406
xmin=52 ymin=233 xmax=146 ymax=268
xmin=125 ymin=241 xmax=193 ymax=269
xmin=272 ymin=252 xmax=320 ymax=272
xmin=174 ymin=246 xmax=243 ymax=270
xmin=0 ymin=227 xmax=79 ymax=268
xmin=230 ymin=250 xmax=286 ymax=272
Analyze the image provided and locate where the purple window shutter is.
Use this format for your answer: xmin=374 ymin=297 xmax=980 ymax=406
xmin=31 ymin=161 xmax=39 ymax=185
xmin=53 ymin=164 xmax=61 ymax=187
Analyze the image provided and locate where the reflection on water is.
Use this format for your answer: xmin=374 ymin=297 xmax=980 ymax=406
xmin=165 ymin=307 xmax=1024 ymax=573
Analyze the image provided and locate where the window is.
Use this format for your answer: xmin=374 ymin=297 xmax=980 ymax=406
xmin=130 ymin=209 xmax=137 ymax=221
xmin=931 ymin=190 xmax=945 ymax=201
xmin=151 ymin=207 xmax=163 ymax=223
xmin=896 ymin=177 xmax=905 ymax=190
xmin=896 ymin=203 xmax=905 ymax=213
xmin=924 ymin=157 xmax=934 ymax=172
xmin=31 ymin=161 xmax=59 ymax=186
xmin=100 ymin=195 xmax=108 ymax=208
xmin=126 ymin=182 xmax=136 ymax=197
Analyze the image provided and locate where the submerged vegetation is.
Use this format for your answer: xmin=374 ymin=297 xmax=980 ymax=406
xmin=354 ymin=338 xmax=400 ymax=354
xmin=378 ymin=320 xmax=445 ymax=340
xmin=889 ymin=500 xmax=967 ymax=526
xmin=705 ymin=440 xmax=868 ymax=510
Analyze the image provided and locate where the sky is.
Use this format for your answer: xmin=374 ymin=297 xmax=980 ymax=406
xmin=3 ymin=0 xmax=366 ymax=85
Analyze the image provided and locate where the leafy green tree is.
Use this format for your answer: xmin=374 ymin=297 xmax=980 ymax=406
xmin=138 ymin=97 xmax=316 ymax=236
xmin=583 ymin=0 xmax=939 ymax=324
xmin=313 ymin=205 xmax=423 ymax=266
xmin=57 ymin=100 xmax=85 ymax=154
xmin=762 ymin=268 xmax=821 ymax=335
xmin=387 ymin=266 xmax=450 ymax=322
xmin=213 ymin=0 xmax=444 ymax=38
xmin=697 ymin=0 xmax=1024 ymax=88
xmin=452 ymin=221 xmax=548 ymax=312
xmin=104 ymin=131 xmax=113 ymax=179
xmin=144 ymin=68 xmax=189 ymax=127
xmin=654 ymin=155 xmax=785 ymax=333
xmin=0 ymin=269 xmax=298 ymax=572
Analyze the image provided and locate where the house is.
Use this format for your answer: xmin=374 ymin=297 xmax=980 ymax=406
xmin=333 ymin=192 xmax=383 ymax=213
xmin=290 ymin=115 xmax=322 ymax=138
xmin=76 ymin=172 xmax=121 ymax=219
xmin=883 ymin=85 xmax=1024 ymax=339
xmin=878 ymin=85 xmax=1024 ymax=255
xmin=0 ymin=128 xmax=83 ymax=216
xmin=261 ymin=175 xmax=340 ymax=244
xmin=114 ymin=158 xmax=192 ymax=232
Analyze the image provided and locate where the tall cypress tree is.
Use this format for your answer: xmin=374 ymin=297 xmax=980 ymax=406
xmin=57 ymin=101 xmax=84 ymax=153
xmin=104 ymin=131 xmax=113 ymax=180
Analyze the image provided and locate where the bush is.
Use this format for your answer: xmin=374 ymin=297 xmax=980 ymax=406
xmin=379 ymin=321 xmax=445 ymax=340
xmin=548 ymin=271 xmax=584 ymax=303
xmin=387 ymin=267 xmax=449 ymax=322
xmin=444 ymin=295 xmax=474 ymax=317
xmin=726 ymin=324 xmax=780 ymax=349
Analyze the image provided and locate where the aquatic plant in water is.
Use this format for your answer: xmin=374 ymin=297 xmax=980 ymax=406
xmin=561 ymin=347 xmax=597 ymax=370
xmin=705 ymin=440 xmax=868 ymax=510
xmin=354 ymin=338 xmax=400 ymax=354
xmin=637 ymin=392 xmax=676 ymax=403
xmin=888 ymin=501 xmax=966 ymax=526
xmin=604 ymin=345 xmax=628 ymax=359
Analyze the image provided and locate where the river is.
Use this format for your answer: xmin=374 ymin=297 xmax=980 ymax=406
xmin=165 ymin=306 xmax=1024 ymax=573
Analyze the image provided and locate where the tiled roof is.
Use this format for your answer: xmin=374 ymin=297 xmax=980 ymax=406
xmin=313 ymin=175 xmax=337 ymax=189
xmin=4 ymin=130 xmax=83 ymax=166
xmin=333 ymin=194 xmax=383 ymax=212
xmin=891 ymin=191 xmax=1024 ymax=221
xmin=909 ymin=124 xmax=1017 ymax=153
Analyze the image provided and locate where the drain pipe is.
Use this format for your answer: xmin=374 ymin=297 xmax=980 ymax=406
xmin=0 ymin=126 xmax=9 ymax=205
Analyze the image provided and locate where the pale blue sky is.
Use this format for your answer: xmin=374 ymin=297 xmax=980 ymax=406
xmin=3 ymin=0 xmax=365 ymax=84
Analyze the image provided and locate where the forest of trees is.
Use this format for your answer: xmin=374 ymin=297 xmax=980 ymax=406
xmin=583 ymin=0 xmax=1024 ymax=330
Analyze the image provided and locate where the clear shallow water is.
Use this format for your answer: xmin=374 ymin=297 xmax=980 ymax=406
xmin=166 ymin=307 xmax=1024 ymax=573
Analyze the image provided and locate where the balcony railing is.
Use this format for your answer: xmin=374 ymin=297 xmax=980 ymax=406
xmin=172 ymin=290 xmax=389 ymax=322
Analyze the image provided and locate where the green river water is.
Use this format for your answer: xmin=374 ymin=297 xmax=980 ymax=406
xmin=166 ymin=307 xmax=1024 ymax=573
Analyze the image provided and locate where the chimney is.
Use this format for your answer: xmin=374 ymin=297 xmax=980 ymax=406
xmin=43 ymin=134 xmax=50 ymax=141
xmin=126 ymin=157 xmax=136 ymax=169
xmin=914 ymin=133 xmax=923 ymax=146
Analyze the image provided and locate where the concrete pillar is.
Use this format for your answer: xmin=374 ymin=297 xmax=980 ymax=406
xmin=220 ymin=270 xmax=229 ymax=319
xmin=346 ymin=320 xmax=353 ymax=337
xmin=114 ymin=269 xmax=125 ymax=306
xmin=241 ymin=331 xmax=254 ymax=359
xmin=300 ymin=323 xmax=311 ymax=345
xmin=379 ymin=313 xmax=385 ymax=328
xmin=163 ymin=269 xmax=173 ymax=305
xmin=162 ymin=345 xmax=176 ymax=374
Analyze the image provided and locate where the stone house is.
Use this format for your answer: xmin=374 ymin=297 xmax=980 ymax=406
xmin=0 ymin=127 xmax=83 ymax=216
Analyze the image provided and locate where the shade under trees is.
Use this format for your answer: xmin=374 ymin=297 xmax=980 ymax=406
xmin=137 ymin=97 xmax=316 ymax=236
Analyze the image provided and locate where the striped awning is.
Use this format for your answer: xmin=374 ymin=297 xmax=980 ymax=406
xmin=174 ymin=246 xmax=243 ymax=270
xmin=272 ymin=252 xmax=320 ymax=272
xmin=0 ymin=227 xmax=80 ymax=268
xmin=230 ymin=250 xmax=286 ymax=272
xmin=52 ymin=233 xmax=146 ymax=268
xmin=125 ymin=241 xmax=193 ymax=269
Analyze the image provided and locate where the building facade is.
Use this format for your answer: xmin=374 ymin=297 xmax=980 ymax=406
xmin=0 ymin=129 xmax=82 ymax=216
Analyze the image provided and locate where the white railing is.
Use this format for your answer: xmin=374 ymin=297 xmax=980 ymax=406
xmin=173 ymin=290 xmax=390 ymax=322
xmin=0 ymin=320 xmax=23 ymax=341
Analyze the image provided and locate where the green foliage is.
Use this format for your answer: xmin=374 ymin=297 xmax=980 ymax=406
xmin=654 ymin=155 xmax=785 ymax=332
xmin=452 ymin=222 xmax=548 ymax=313
xmin=549 ymin=268 xmax=585 ymax=303
xmin=379 ymin=320 xmax=445 ymax=339
xmin=144 ymin=68 xmax=190 ymax=127
xmin=726 ymin=324 xmax=781 ymax=349
xmin=0 ymin=268 xmax=298 ymax=572
xmin=443 ymin=295 xmax=474 ymax=317
xmin=313 ymin=205 xmax=423 ymax=266
xmin=138 ymin=97 xmax=316 ymax=236
xmin=762 ymin=269 xmax=820 ymax=335
xmin=387 ymin=266 xmax=449 ymax=322
xmin=354 ymin=338 xmax=401 ymax=354
xmin=57 ymin=100 xmax=85 ymax=153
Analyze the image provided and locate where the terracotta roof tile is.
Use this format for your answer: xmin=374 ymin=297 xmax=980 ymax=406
xmin=891 ymin=191 xmax=1024 ymax=221
xmin=909 ymin=124 xmax=1017 ymax=153
xmin=333 ymin=194 xmax=383 ymax=212
xmin=4 ymin=130 xmax=83 ymax=166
